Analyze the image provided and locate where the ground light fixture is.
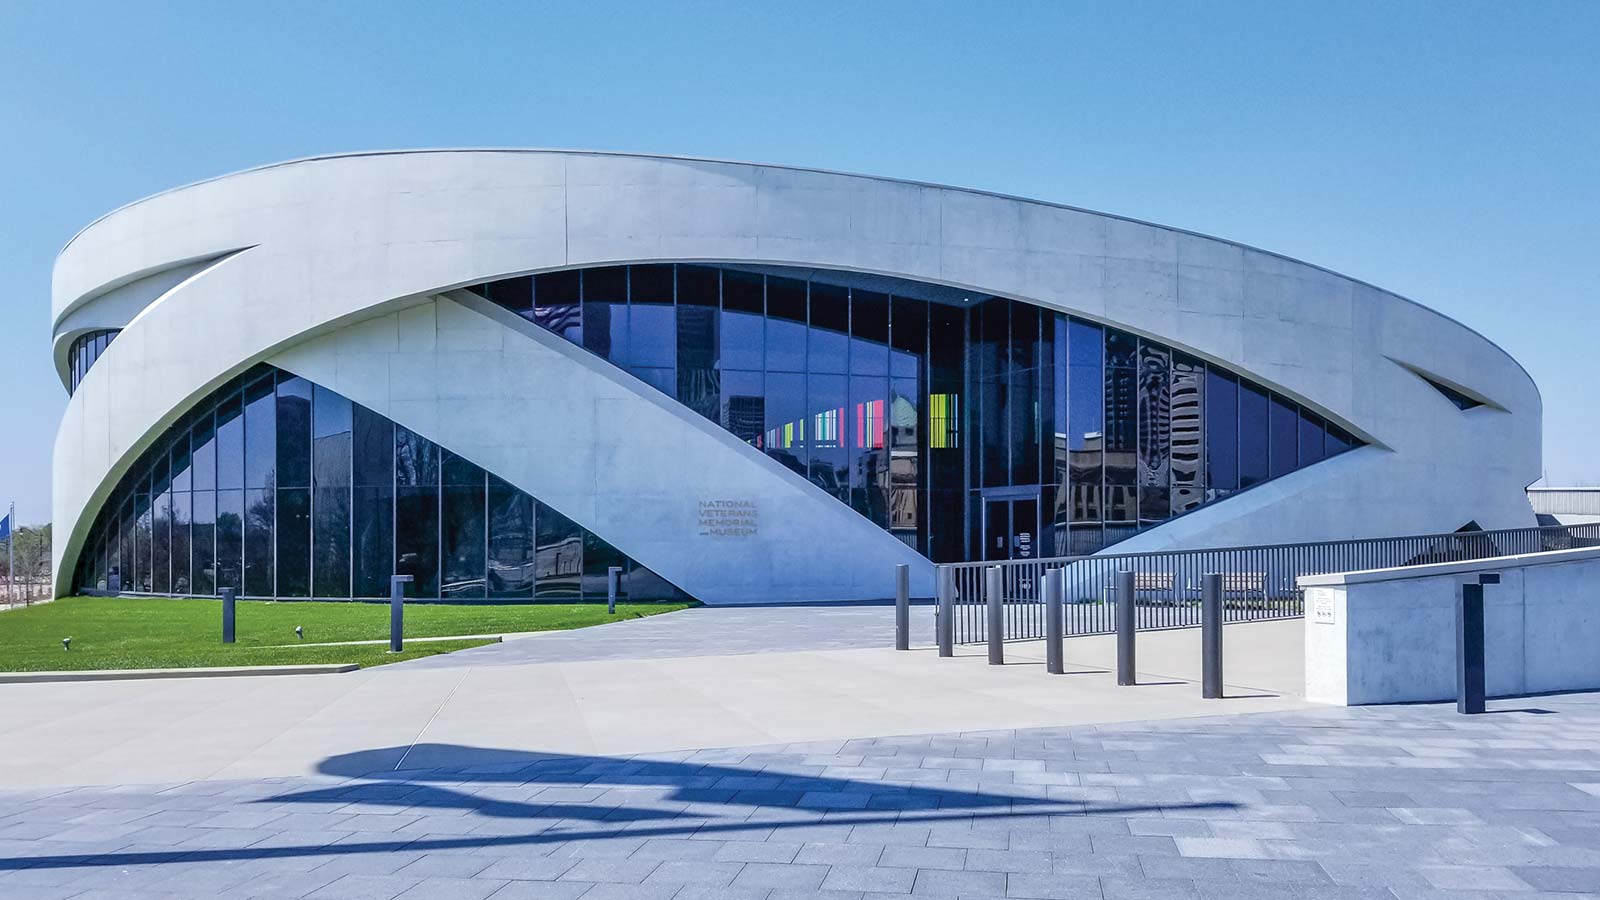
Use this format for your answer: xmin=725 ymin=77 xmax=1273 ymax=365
xmin=295 ymin=626 xmax=303 ymax=640
xmin=61 ymin=637 xmax=70 ymax=650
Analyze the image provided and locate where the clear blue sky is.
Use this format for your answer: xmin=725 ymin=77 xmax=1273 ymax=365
xmin=2 ymin=1 xmax=1596 ymax=525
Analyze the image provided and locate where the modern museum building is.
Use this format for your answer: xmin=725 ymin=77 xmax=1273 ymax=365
xmin=51 ymin=150 xmax=1541 ymax=603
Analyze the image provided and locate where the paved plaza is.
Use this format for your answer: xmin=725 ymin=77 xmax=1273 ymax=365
xmin=2 ymin=604 xmax=1599 ymax=899
xmin=3 ymin=694 xmax=1600 ymax=899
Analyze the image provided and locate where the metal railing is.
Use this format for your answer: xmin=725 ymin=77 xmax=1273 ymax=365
xmin=938 ymin=522 xmax=1600 ymax=645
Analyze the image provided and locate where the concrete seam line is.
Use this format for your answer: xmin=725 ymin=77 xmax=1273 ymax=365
xmin=394 ymin=666 xmax=473 ymax=772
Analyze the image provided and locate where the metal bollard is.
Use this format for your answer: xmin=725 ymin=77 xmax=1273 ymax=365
xmin=1457 ymin=573 xmax=1497 ymax=714
xmin=1116 ymin=569 xmax=1136 ymax=685
xmin=1043 ymin=570 xmax=1063 ymax=675
xmin=1201 ymin=573 xmax=1222 ymax=699
xmin=986 ymin=566 xmax=1004 ymax=665
xmin=221 ymin=587 xmax=236 ymax=644
xmin=390 ymin=575 xmax=413 ymax=653
xmin=894 ymin=564 xmax=910 ymax=651
xmin=607 ymin=566 xmax=622 ymax=614
xmin=936 ymin=566 xmax=954 ymax=658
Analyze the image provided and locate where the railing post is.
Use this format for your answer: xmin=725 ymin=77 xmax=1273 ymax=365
xmin=1457 ymin=574 xmax=1496 ymax=714
xmin=1201 ymin=573 xmax=1222 ymax=699
xmin=220 ymin=587 xmax=236 ymax=644
xmin=607 ymin=565 xmax=622 ymax=614
xmin=1044 ymin=569 xmax=1063 ymax=675
xmin=986 ymin=566 xmax=1004 ymax=665
xmin=894 ymin=564 xmax=910 ymax=651
xmin=1116 ymin=569 xmax=1136 ymax=685
xmin=390 ymin=575 xmax=413 ymax=653
xmin=936 ymin=565 xmax=954 ymax=657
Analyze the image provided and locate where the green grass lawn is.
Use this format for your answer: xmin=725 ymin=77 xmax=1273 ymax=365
xmin=0 ymin=597 xmax=694 ymax=672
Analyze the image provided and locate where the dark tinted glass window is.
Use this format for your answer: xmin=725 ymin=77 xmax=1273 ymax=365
xmin=850 ymin=375 xmax=889 ymax=526
xmin=396 ymin=484 xmax=438 ymax=598
xmin=171 ymin=431 xmax=192 ymax=493
xmin=766 ymin=276 xmax=807 ymax=372
xmin=1238 ymin=382 xmax=1269 ymax=489
xmin=487 ymin=474 xmax=534 ymax=598
xmin=1137 ymin=343 xmax=1171 ymax=522
xmin=581 ymin=266 xmax=628 ymax=362
xmin=171 ymin=491 xmax=191 ymax=594
xmin=809 ymin=373 xmax=848 ymax=501
xmin=1326 ymin=424 xmax=1355 ymax=456
xmin=721 ymin=271 xmax=765 ymax=371
xmin=353 ymin=485 xmax=393 ymax=598
xmin=276 ymin=375 xmax=312 ymax=489
xmin=1105 ymin=328 xmax=1138 ymax=369
xmin=191 ymin=415 xmax=215 ymax=492
xmin=1067 ymin=320 xmax=1104 ymax=524
xmin=533 ymin=270 xmax=581 ymax=343
xmin=216 ymin=489 xmax=243 ymax=592
xmin=1169 ymin=355 xmax=1204 ymax=515
xmin=192 ymin=489 xmax=215 ymax=595
xmin=630 ymin=264 xmax=673 ymax=303
xmin=395 ymin=426 xmax=438 ymax=488
xmin=764 ymin=371 xmax=806 ymax=475
xmin=244 ymin=488 xmax=274 ymax=596
xmin=482 ymin=276 xmax=532 ymax=317
xmin=676 ymin=296 xmax=719 ymax=421
xmin=1268 ymin=395 xmax=1298 ymax=479
xmin=216 ymin=394 xmax=244 ymax=490
xmin=1299 ymin=410 xmax=1326 ymax=467
xmin=535 ymin=501 xmax=581 ymax=599
xmin=277 ymin=488 xmax=310 ymax=597
xmin=721 ymin=369 xmax=764 ymax=445
xmin=627 ymin=266 xmax=675 ymax=369
xmin=850 ymin=290 xmax=889 ymax=376
xmin=581 ymin=530 xmax=626 ymax=601
xmin=1205 ymin=368 xmax=1239 ymax=496
xmin=244 ymin=376 xmax=276 ymax=489
xmin=151 ymin=488 xmax=171 ymax=593
xmin=808 ymin=283 xmax=848 ymax=374
xmin=441 ymin=452 xmax=486 ymax=599
xmin=353 ymin=405 xmax=394 ymax=488
xmin=890 ymin=296 xmax=926 ymax=380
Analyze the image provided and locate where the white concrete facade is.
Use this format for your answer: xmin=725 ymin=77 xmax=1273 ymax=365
xmin=50 ymin=150 xmax=1542 ymax=601
xmin=1300 ymin=547 xmax=1600 ymax=705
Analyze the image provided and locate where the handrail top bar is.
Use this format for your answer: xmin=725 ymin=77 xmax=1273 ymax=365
xmin=937 ymin=522 xmax=1582 ymax=570
xmin=1298 ymin=543 xmax=1600 ymax=587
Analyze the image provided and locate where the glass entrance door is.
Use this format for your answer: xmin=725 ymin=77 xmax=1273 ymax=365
xmin=981 ymin=492 xmax=1040 ymax=561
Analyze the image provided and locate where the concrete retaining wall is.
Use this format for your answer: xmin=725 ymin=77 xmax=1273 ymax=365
xmin=1300 ymin=546 xmax=1600 ymax=705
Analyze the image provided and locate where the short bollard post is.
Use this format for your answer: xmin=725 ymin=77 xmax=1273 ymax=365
xmin=607 ymin=566 xmax=623 ymax=614
xmin=1116 ymin=569 xmax=1136 ymax=685
xmin=986 ymin=566 xmax=1004 ymax=666
xmin=1457 ymin=574 xmax=1496 ymax=714
xmin=1201 ymin=573 xmax=1223 ymax=699
xmin=221 ymin=587 xmax=236 ymax=644
xmin=1043 ymin=570 xmax=1063 ymax=675
xmin=936 ymin=566 xmax=954 ymax=658
xmin=390 ymin=575 xmax=413 ymax=653
xmin=894 ymin=564 xmax=911 ymax=651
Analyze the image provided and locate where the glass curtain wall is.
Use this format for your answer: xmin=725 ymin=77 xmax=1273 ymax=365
xmin=469 ymin=264 xmax=1360 ymax=561
xmin=66 ymin=329 xmax=120 ymax=395
xmin=73 ymin=364 xmax=691 ymax=602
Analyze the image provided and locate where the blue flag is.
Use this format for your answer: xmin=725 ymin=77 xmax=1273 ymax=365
xmin=0 ymin=513 xmax=9 ymax=541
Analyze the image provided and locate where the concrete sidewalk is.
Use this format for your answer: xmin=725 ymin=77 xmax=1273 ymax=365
xmin=0 ymin=607 xmax=1307 ymax=788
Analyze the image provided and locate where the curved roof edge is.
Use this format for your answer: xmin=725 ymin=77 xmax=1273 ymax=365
xmin=56 ymin=147 xmax=1536 ymax=392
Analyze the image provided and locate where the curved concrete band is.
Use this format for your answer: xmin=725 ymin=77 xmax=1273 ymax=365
xmin=50 ymin=150 xmax=1541 ymax=601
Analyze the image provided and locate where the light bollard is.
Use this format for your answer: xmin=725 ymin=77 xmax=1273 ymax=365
xmin=221 ymin=587 xmax=236 ymax=644
xmin=936 ymin=565 xmax=954 ymax=658
xmin=986 ymin=566 xmax=1004 ymax=666
xmin=1201 ymin=573 xmax=1222 ymax=699
xmin=1043 ymin=569 xmax=1063 ymax=675
xmin=1116 ymin=569 xmax=1136 ymax=685
xmin=390 ymin=575 xmax=413 ymax=653
xmin=1457 ymin=573 xmax=1497 ymax=714
xmin=894 ymin=564 xmax=910 ymax=651
xmin=607 ymin=566 xmax=623 ymax=614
